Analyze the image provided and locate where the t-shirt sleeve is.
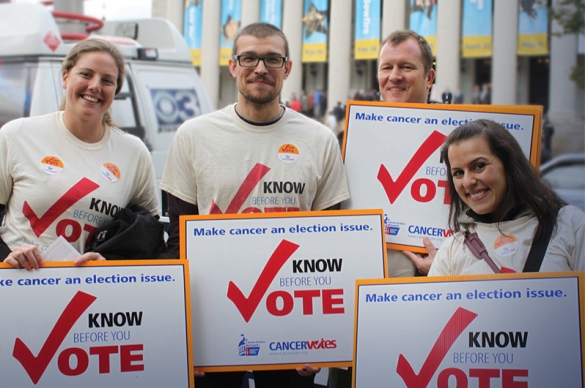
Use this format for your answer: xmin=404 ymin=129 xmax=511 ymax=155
xmin=0 ymin=123 xmax=15 ymax=205
xmin=159 ymin=125 xmax=198 ymax=205
xmin=311 ymin=133 xmax=350 ymax=210
xmin=563 ymin=206 xmax=585 ymax=271
xmin=130 ymin=139 xmax=160 ymax=217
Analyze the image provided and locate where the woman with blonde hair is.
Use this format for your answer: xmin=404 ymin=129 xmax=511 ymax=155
xmin=0 ymin=38 xmax=159 ymax=269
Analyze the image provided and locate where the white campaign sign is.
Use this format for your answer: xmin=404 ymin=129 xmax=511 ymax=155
xmin=0 ymin=261 xmax=192 ymax=388
xmin=183 ymin=210 xmax=386 ymax=371
xmin=353 ymin=274 xmax=584 ymax=388
xmin=341 ymin=102 xmax=541 ymax=251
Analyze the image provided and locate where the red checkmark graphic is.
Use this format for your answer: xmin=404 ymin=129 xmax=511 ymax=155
xmin=209 ymin=163 xmax=270 ymax=214
xmin=377 ymin=131 xmax=446 ymax=204
xmin=23 ymin=178 xmax=99 ymax=237
xmin=13 ymin=291 xmax=97 ymax=385
xmin=396 ymin=307 xmax=478 ymax=388
xmin=227 ymin=239 xmax=300 ymax=323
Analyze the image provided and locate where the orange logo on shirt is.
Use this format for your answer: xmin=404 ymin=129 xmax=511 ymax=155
xmin=279 ymin=144 xmax=299 ymax=154
xmin=40 ymin=156 xmax=64 ymax=174
xmin=278 ymin=144 xmax=299 ymax=163
xmin=494 ymin=233 xmax=518 ymax=257
xmin=101 ymin=163 xmax=121 ymax=183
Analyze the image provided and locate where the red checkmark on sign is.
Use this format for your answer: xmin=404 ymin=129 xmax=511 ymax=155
xmin=227 ymin=239 xmax=300 ymax=322
xmin=377 ymin=131 xmax=446 ymax=204
xmin=396 ymin=307 xmax=478 ymax=388
xmin=209 ymin=163 xmax=270 ymax=214
xmin=12 ymin=291 xmax=97 ymax=384
xmin=23 ymin=178 xmax=99 ymax=237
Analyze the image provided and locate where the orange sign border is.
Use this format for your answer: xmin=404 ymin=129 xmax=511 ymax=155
xmin=340 ymin=101 xmax=543 ymax=253
xmin=352 ymin=271 xmax=585 ymax=387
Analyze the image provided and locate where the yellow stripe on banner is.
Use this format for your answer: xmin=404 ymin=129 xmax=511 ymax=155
xmin=219 ymin=47 xmax=232 ymax=66
xmin=518 ymin=34 xmax=549 ymax=55
xmin=424 ymin=36 xmax=437 ymax=56
xmin=462 ymin=36 xmax=492 ymax=58
xmin=355 ymin=39 xmax=380 ymax=60
xmin=190 ymin=49 xmax=201 ymax=67
xmin=302 ymin=43 xmax=327 ymax=63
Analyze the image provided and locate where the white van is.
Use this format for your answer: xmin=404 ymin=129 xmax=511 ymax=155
xmin=0 ymin=2 xmax=214 ymax=216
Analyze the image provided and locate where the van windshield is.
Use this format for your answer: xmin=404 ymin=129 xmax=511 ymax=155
xmin=0 ymin=61 xmax=36 ymax=128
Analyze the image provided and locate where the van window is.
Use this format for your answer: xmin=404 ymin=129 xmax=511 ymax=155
xmin=132 ymin=65 xmax=205 ymax=153
xmin=110 ymin=75 xmax=150 ymax=149
xmin=0 ymin=62 xmax=37 ymax=127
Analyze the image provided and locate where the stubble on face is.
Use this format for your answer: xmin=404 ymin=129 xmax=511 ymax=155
xmin=241 ymin=74 xmax=279 ymax=105
xmin=232 ymin=35 xmax=288 ymax=108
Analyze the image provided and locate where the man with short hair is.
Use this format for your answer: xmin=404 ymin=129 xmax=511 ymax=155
xmin=330 ymin=29 xmax=439 ymax=388
xmin=376 ymin=30 xmax=439 ymax=278
xmin=161 ymin=22 xmax=349 ymax=388
xmin=378 ymin=29 xmax=435 ymax=104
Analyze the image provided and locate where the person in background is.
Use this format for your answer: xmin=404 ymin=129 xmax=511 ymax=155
xmin=160 ymin=22 xmax=349 ymax=388
xmin=376 ymin=29 xmax=439 ymax=277
xmin=541 ymin=115 xmax=555 ymax=163
xmin=454 ymin=88 xmax=464 ymax=104
xmin=325 ymin=109 xmax=337 ymax=133
xmin=329 ymin=29 xmax=439 ymax=388
xmin=313 ymin=88 xmax=324 ymax=119
xmin=480 ymin=83 xmax=491 ymax=104
xmin=300 ymin=90 xmax=310 ymax=116
xmin=471 ymin=84 xmax=481 ymax=104
xmin=442 ymin=87 xmax=453 ymax=104
xmin=333 ymin=101 xmax=346 ymax=134
xmin=0 ymin=38 xmax=159 ymax=269
xmin=290 ymin=95 xmax=302 ymax=112
xmin=429 ymin=119 xmax=583 ymax=275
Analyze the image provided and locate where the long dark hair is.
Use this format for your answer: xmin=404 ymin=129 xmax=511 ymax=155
xmin=440 ymin=119 xmax=565 ymax=240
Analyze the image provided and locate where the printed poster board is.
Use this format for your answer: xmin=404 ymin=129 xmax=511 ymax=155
xmin=341 ymin=102 xmax=543 ymax=252
xmin=353 ymin=272 xmax=585 ymax=388
xmin=0 ymin=260 xmax=193 ymax=388
xmin=180 ymin=210 xmax=387 ymax=371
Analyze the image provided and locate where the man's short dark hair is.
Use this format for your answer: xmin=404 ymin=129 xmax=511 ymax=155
xmin=232 ymin=22 xmax=290 ymax=58
xmin=380 ymin=30 xmax=433 ymax=74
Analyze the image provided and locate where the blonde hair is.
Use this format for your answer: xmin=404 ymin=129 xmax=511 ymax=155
xmin=60 ymin=38 xmax=125 ymax=127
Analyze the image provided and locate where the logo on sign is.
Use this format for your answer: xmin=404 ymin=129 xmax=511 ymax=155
xmin=238 ymin=334 xmax=261 ymax=357
xmin=377 ymin=131 xmax=448 ymax=205
xmin=12 ymin=291 xmax=145 ymax=384
xmin=384 ymin=214 xmax=400 ymax=236
xmin=150 ymin=88 xmax=202 ymax=132
xmin=227 ymin=240 xmax=345 ymax=323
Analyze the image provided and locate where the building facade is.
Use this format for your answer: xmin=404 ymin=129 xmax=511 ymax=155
xmin=152 ymin=0 xmax=584 ymax=155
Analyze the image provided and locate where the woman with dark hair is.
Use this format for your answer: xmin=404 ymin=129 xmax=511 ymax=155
xmin=0 ymin=38 xmax=159 ymax=269
xmin=428 ymin=119 xmax=583 ymax=275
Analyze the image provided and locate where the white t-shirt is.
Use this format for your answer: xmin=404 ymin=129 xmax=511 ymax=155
xmin=429 ymin=206 xmax=585 ymax=275
xmin=160 ymin=104 xmax=349 ymax=214
xmin=0 ymin=112 xmax=159 ymax=253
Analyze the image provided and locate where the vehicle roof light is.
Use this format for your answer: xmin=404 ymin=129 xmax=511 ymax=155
xmin=115 ymin=23 xmax=138 ymax=39
xmin=137 ymin=47 xmax=158 ymax=60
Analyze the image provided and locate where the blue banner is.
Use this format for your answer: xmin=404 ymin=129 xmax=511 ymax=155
xmin=302 ymin=0 xmax=328 ymax=62
xmin=220 ymin=0 xmax=242 ymax=66
xmin=518 ymin=0 xmax=548 ymax=55
xmin=260 ymin=0 xmax=282 ymax=30
xmin=461 ymin=0 xmax=492 ymax=57
xmin=354 ymin=0 xmax=381 ymax=60
xmin=409 ymin=0 xmax=438 ymax=55
xmin=183 ymin=0 xmax=203 ymax=66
